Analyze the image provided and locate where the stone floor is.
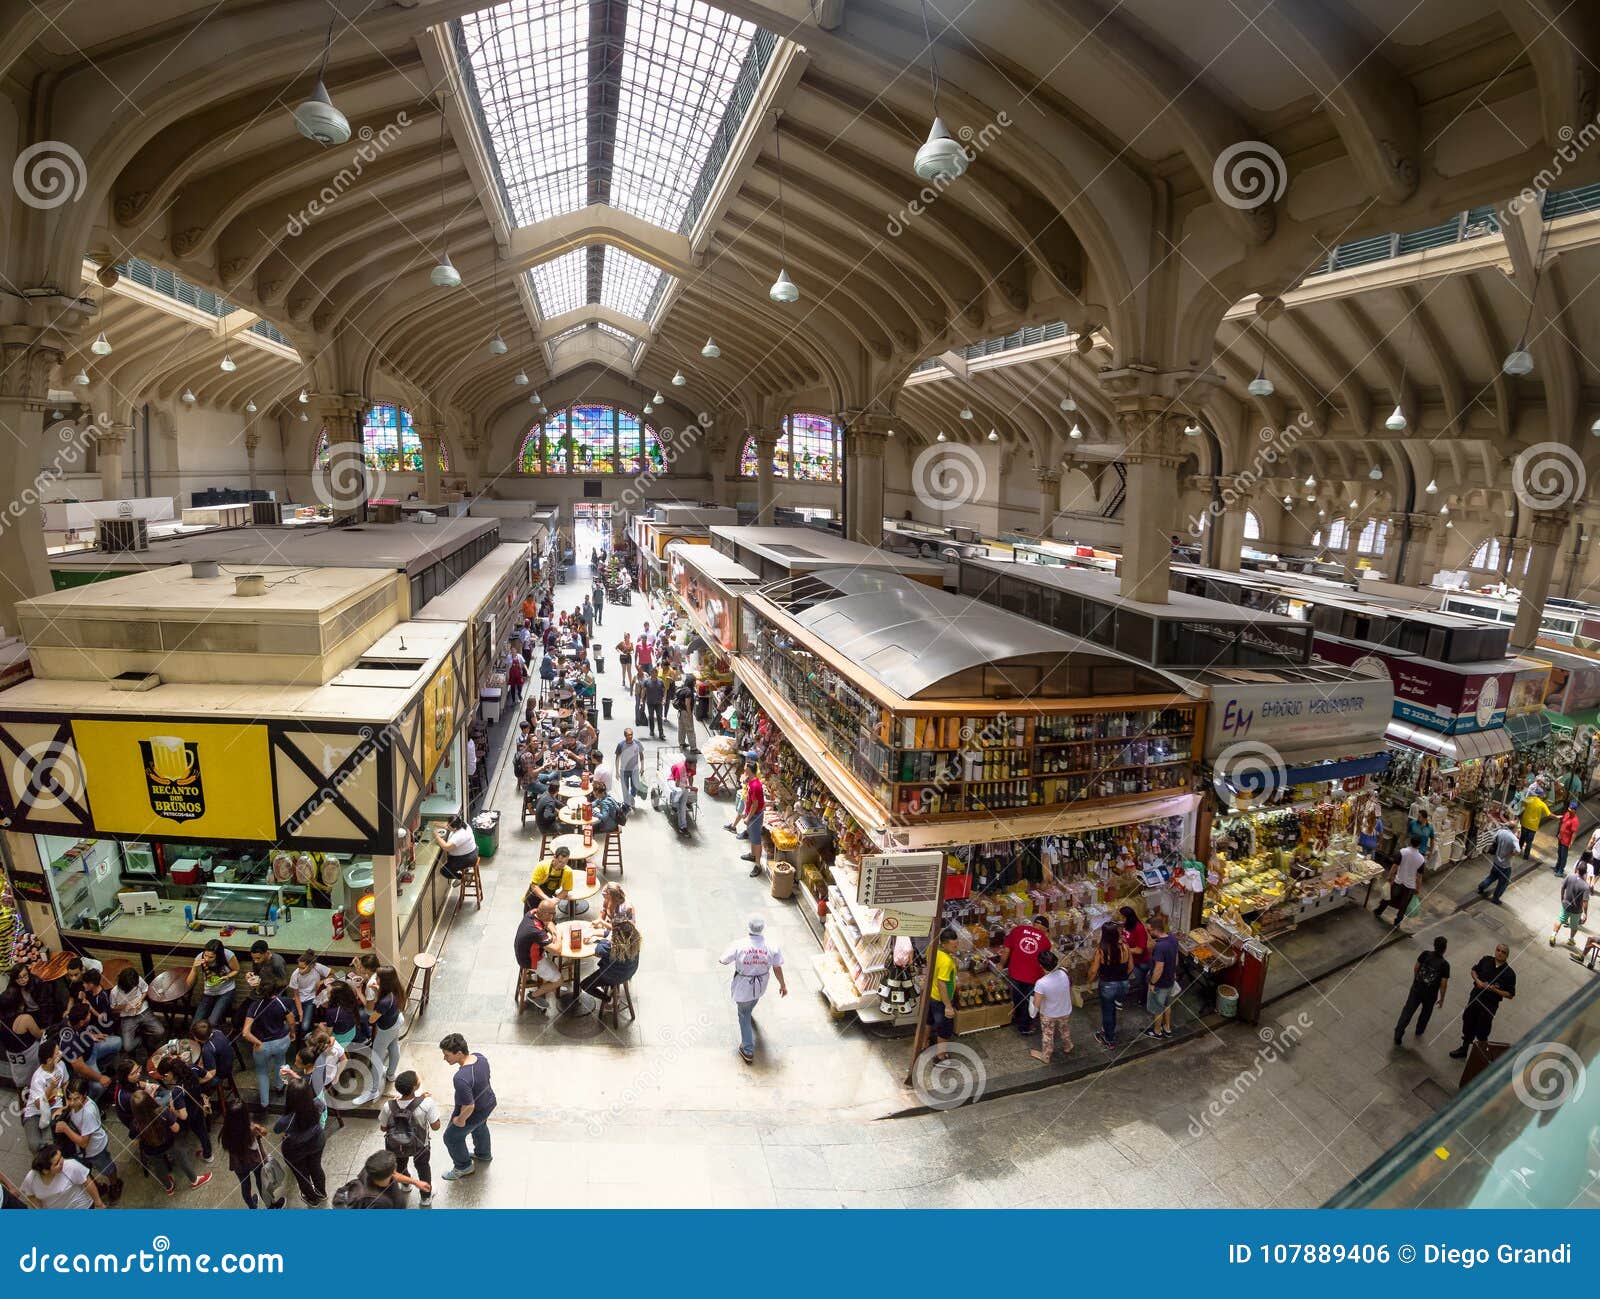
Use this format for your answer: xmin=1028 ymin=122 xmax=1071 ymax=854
xmin=5 ymin=534 xmax=1593 ymax=1209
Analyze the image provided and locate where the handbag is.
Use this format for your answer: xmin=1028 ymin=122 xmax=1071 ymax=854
xmin=1404 ymin=892 xmax=1423 ymax=920
xmin=257 ymin=1138 xmax=288 ymax=1201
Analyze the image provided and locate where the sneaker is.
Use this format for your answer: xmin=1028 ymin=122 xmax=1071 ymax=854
xmin=1551 ymin=933 xmax=1559 ymax=946
xmin=1159 ymin=1030 xmax=1175 ymax=1040
xmin=189 ymin=1173 xmax=213 ymax=1189
xmin=739 ymin=853 xmax=758 ymax=863
xmin=419 ymin=1194 xmax=432 ymax=1209
xmin=1448 ymin=1046 xmax=1468 ymax=1059
xmin=163 ymin=1178 xmax=177 ymax=1195
xmin=739 ymin=1049 xmax=754 ymax=1065
xmin=748 ymin=866 xmax=762 ymax=877
xmin=1143 ymin=1026 xmax=1161 ymax=1039
xmin=474 ymin=1154 xmax=493 ymax=1164
xmin=1567 ymin=937 xmax=1579 ymax=947
xmin=1393 ymin=1034 xmax=1403 ymax=1046
xmin=1094 ymin=1031 xmax=1114 ymax=1048
xmin=203 ymin=1150 xmax=215 ymax=1164
xmin=440 ymin=1165 xmax=475 ymax=1181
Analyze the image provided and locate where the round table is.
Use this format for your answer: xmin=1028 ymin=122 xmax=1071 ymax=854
xmin=550 ymin=833 xmax=600 ymax=860
xmin=558 ymin=781 xmax=589 ymax=800
xmin=552 ymin=921 xmax=598 ymax=996
xmin=558 ymin=805 xmax=596 ymax=830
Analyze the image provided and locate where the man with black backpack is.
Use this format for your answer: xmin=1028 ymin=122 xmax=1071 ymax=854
xmin=1393 ymin=935 xmax=1450 ymax=1045
xmin=332 ymin=1150 xmax=429 ymax=1208
xmin=379 ymin=1071 xmax=441 ymax=1207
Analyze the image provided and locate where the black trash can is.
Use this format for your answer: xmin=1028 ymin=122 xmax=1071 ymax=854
xmin=602 ymin=697 xmax=614 ymax=720
xmin=588 ymin=706 xmax=600 ymax=729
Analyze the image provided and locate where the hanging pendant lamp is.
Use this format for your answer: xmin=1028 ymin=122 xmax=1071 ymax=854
xmin=769 ymin=116 xmax=799 ymax=303
xmin=701 ymin=337 xmax=720 ymax=359
xmin=91 ymin=332 xmax=112 ymax=356
xmin=911 ymin=3 xmax=967 ymax=184
xmin=219 ymin=353 xmax=237 ymax=373
xmin=292 ymin=18 xmax=350 ymax=146
xmin=431 ymin=107 xmax=460 ymax=289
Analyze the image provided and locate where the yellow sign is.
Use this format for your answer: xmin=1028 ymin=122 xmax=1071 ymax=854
xmin=72 ymin=719 xmax=276 ymax=840
xmin=421 ymin=656 xmax=457 ymax=783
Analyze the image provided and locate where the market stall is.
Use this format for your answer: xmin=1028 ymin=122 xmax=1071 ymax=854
xmin=0 ymin=565 xmax=471 ymax=973
xmin=415 ymin=539 xmax=533 ymax=723
xmin=730 ymin=566 xmax=1205 ymax=1038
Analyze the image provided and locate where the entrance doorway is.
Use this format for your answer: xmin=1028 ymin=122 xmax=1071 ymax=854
xmin=572 ymin=501 xmax=613 ymax=573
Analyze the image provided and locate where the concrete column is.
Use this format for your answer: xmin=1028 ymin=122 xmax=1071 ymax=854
xmin=243 ymin=432 xmax=260 ymax=492
xmin=1394 ymin=513 xmax=1437 ymax=586
xmin=419 ymin=424 xmax=444 ymax=502
xmin=841 ymin=414 xmax=891 ymax=546
xmin=1209 ymin=475 xmax=1252 ymax=572
xmin=459 ymin=435 xmax=482 ymax=494
xmin=311 ymin=393 xmax=367 ymax=516
xmin=754 ymin=429 xmax=779 ymax=524
xmin=1036 ymin=468 xmax=1061 ymax=537
xmin=1114 ymin=404 xmax=1186 ymax=604
xmin=1513 ymin=510 xmax=1571 ymax=649
xmin=703 ymin=431 xmax=728 ymax=506
xmin=0 ymin=333 xmax=67 ymax=638
xmin=98 ymin=424 xmax=130 ymax=499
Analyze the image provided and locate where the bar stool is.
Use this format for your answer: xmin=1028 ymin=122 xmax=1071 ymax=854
xmin=404 ymin=952 xmax=436 ymax=1021
xmin=600 ymin=826 xmax=624 ymax=877
xmin=598 ymin=980 xmax=635 ymax=1027
xmin=539 ymin=831 xmax=555 ymax=859
xmin=456 ymin=857 xmax=484 ymax=908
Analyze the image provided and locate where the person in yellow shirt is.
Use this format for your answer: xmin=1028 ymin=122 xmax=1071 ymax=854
xmin=927 ymin=929 xmax=960 ymax=1061
xmin=1519 ymin=792 xmax=1552 ymax=859
xmin=527 ymin=846 xmax=574 ymax=903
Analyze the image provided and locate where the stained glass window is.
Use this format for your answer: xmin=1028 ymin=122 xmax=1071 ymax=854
xmin=518 ymin=426 xmax=543 ymax=473
xmin=315 ymin=428 xmax=329 ymax=468
xmin=642 ymin=422 xmax=664 ymax=472
xmin=571 ymin=404 xmax=617 ymax=473
xmin=542 ymin=411 xmax=570 ymax=474
xmin=786 ymin=413 xmax=837 ymax=482
xmin=314 ymin=405 xmax=446 ymax=472
xmin=618 ymin=408 xmax=642 ymax=473
xmin=739 ymin=436 xmax=759 ymax=478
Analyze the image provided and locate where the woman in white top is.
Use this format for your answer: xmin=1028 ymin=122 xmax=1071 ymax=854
xmin=1029 ymin=951 xmax=1075 ymax=1065
xmin=433 ymin=816 xmax=478 ymax=881
xmin=288 ymin=950 xmax=331 ymax=1035
xmin=22 ymin=1147 xmax=103 ymax=1209
xmin=23 ymin=1040 xmax=69 ymax=1152
xmin=56 ymin=1084 xmax=116 ymax=1178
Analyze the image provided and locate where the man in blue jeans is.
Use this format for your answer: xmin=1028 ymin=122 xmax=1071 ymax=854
xmin=438 ymin=1033 xmax=495 ymax=1181
xmin=718 ymin=917 xmax=787 ymax=1063
xmin=1476 ymin=823 xmax=1520 ymax=904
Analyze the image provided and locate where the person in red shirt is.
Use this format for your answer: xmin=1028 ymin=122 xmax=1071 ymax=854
xmin=1000 ymin=919 xmax=1052 ymax=1036
xmin=1121 ymin=906 xmax=1152 ymax=1000
xmin=739 ymin=764 xmax=766 ymax=877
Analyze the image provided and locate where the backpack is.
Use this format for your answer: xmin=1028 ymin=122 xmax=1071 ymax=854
xmin=1414 ymin=953 xmax=1444 ymax=990
xmin=382 ymin=1096 xmax=430 ymax=1159
xmin=331 ymin=1175 xmax=391 ymax=1208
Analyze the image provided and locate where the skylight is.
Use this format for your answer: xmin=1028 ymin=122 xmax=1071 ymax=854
xmin=528 ymin=248 xmax=588 ymax=319
xmin=526 ymin=244 xmax=678 ymax=323
xmin=603 ymin=247 xmax=671 ymax=320
xmin=457 ymin=0 xmax=760 ymax=231
xmin=596 ymin=321 xmax=638 ymax=344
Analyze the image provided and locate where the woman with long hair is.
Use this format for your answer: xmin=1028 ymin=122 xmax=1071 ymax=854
xmin=323 ymin=981 xmax=361 ymax=1047
xmin=131 ymin=1088 xmax=210 ymax=1193
xmin=272 ymin=1077 xmax=327 ymax=1204
xmin=0 ymin=980 xmax=44 ymax=1091
xmin=580 ymin=917 xmax=642 ymax=1012
xmin=355 ymin=966 xmax=407 ymax=1103
xmin=1086 ymin=921 xmax=1132 ymax=1048
xmin=155 ymin=1051 xmax=213 ymax=1161
xmin=219 ymin=1101 xmax=283 ymax=1208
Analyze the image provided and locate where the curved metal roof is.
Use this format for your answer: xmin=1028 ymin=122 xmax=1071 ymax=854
xmin=770 ymin=568 xmax=1196 ymax=701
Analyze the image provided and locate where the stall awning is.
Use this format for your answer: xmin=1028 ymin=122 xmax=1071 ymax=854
xmin=1212 ymin=740 xmax=1390 ymax=792
xmin=1504 ymin=711 xmax=1552 ymax=748
xmin=1387 ymin=720 xmax=1513 ymax=763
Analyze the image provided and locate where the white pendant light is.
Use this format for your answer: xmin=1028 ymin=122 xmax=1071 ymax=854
xmin=701 ymin=337 xmax=720 ymax=359
xmin=643 ymin=402 xmax=653 ymax=414
xmin=1303 ymin=473 xmax=1315 ymax=488
xmin=298 ymin=411 xmax=309 ymax=422
xmin=653 ymin=390 xmax=664 ymax=404
xmin=769 ymin=116 xmax=799 ymax=303
xmin=488 ymin=333 xmax=508 ymax=356
xmin=1445 ymin=519 xmax=1453 ymax=529
xmin=90 ymin=332 xmax=112 ymax=356
xmin=181 ymin=388 xmax=197 ymax=404
xmin=936 ymin=430 xmax=947 ymax=442
xmin=514 ymin=370 xmax=529 ymax=386
xmin=297 ymin=388 xmax=309 ymax=404
xmin=1440 ymin=503 xmax=1450 ymax=515
xmin=958 ymin=406 xmax=974 ymax=422
xmin=1591 ymin=415 xmax=1600 ymax=437
xmin=1384 ymin=405 xmax=1406 ymax=431
xmin=769 ymin=268 xmax=798 ymax=304
xmin=671 ymin=370 xmax=686 ymax=387
xmin=293 ymin=80 xmax=350 ymax=146
xmin=431 ymin=253 xmax=461 ymax=289
xmin=246 ymin=399 xmax=257 ymax=412
xmin=71 ymin=369 xmax=89 ymax=387
xmin=1068 ymin=423 xmax=1083 ymax=440
xmin=1424 ymin=478 xmax=1438 ymax=494
xmin=986 ymin=429 xmax=999 ymax=442
xmin=1183 ymin=420 xmax=1200 ymax=436
xmin=1282 ymin=495 xmax=1293 ymax=507
xmin=1247 ymin=370 xmax=1274 ymax=397
xmin=1059 ymin=395 xmax=1076 ymax=413
xmin=1502 ymin=346 xmax=1534 ymax=376
xmin=914 ymin=117 xmax=968 ymax=184
xmin=530 ymin=391 xmax=541 ymax=404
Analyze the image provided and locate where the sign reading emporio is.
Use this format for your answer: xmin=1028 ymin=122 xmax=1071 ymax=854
xmin=1204 ymin=679 xmax=1392 ymax=757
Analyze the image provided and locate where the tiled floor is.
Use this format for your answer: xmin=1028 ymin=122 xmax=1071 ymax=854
xmin=5 ymin=544 xmax=1592 ymax=1208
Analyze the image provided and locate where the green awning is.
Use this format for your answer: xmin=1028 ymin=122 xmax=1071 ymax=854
xmin=1506 ymin=711 xmax=1553 ymax=747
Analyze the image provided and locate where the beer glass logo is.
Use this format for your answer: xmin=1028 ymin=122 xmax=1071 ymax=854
xmin=139 ymin=735 xmax=206 ymax=822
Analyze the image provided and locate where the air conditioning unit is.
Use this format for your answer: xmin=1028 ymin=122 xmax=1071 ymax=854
xmin=97 ymin=518 xmax=149 ymax=552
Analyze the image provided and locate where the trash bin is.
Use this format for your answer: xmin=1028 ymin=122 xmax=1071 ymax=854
xmin=594 ymin=655 xmax=606 ymax=674
xmin=472 ymin=810 xmax=501 ymax=860
xmin=601 ymin=697 xmax=613 ymax=720
xmin=769 ymin=860 xmax=795 ymax=900
xmin=587 ymin=706 xmax=600 ymax=729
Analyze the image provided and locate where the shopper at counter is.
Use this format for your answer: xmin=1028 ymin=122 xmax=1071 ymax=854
xmin=185 ymin=939 xmax=240 ymax=1027
xmin=999 ymin=916 xmax=1052 ymax=1036
xmin=1518 ymin=790 xmax=1553 ymax=859
xmin=928 ymin=929 xmax=959 ymax=1060
xmin=1406 ymin=810 xmax=1435 ymax=862
xmin=1030 ymin=952 xmax=1074 ymax=1063
xmin=1449 ymin=945 xmax=1516 ymax=1059
xmin=1393 ymin=936 xmax=1449 ymax=1044
xmin=356 ymin=966 xmax=408 ymax=1104
xmin=435 ymin=816 xmax=479 ymax=882
xmin=1120 ymin=907 xmax=1152 ymax=1002
xmin=1144 ymin=917 xmax=1180 ymax=1041
xmin=247 ymin=940 xmax=289 ymax=989
xmin=241 ymin=978 xmax=294 ymax=1103
xmin=1088 ymin=922 xmax=1132 ymax=1048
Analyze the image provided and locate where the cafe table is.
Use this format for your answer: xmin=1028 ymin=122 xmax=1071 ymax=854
xmin=553 ymin=921 xmax=598 ymax=997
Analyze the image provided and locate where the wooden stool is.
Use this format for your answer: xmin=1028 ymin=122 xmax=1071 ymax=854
xmin=598 ymin=980 xmax=635 ymax=1027
xmin=456 ymin=858 xmax=484 ymax=908
xmin=600 ymin=827 xmax=624 ymax=877
xmin=539 ymin=832 xmax=555 ymax=859
xmin=512 ymin=966 xmax=544 ymax=1012
xmin=405 ymin=952 xmax=437 ymax=1020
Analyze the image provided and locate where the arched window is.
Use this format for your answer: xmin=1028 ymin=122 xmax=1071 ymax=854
xmin=1470 ymin=537 xmax=1501 ymax=571
xmin=1325 ymin=517 xmax=1349 ymax=551
xmin=738 ymin=413 xmax=840 ymax=481
xmin=516 ymin=404 xmax=660 ymax=475
xmin=1356 ymin=518 xmax=1388 ymax=556
xmin=314 ymin=405 xmax=446 ymax=472
xmin=1242 ymin=509 xmax=1261 ymax=541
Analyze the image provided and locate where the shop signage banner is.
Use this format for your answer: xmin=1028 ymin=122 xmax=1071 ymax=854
xmin=71 ymin=718 xmax=276 ymax=840
xmin=1314 ymin=639 xmax=1516 ymax=734
xmin=1205 ymin=678 xmax=1391 ymax=758
xmin=421 ymin=655 xmax=458 ymax=783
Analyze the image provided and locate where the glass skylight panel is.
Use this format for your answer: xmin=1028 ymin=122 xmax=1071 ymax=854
xmin=601 ymin=246 xmax=671 ymax=320
xmin=596 ymin=320 xmax=638 ymax=344
xmin=611 ymin=0 xmax=757 ymax=230
xmin=459 ymin=1 xmax=588 ymax=225
xmin=527 ymin=248 xmax=587 ymax=319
